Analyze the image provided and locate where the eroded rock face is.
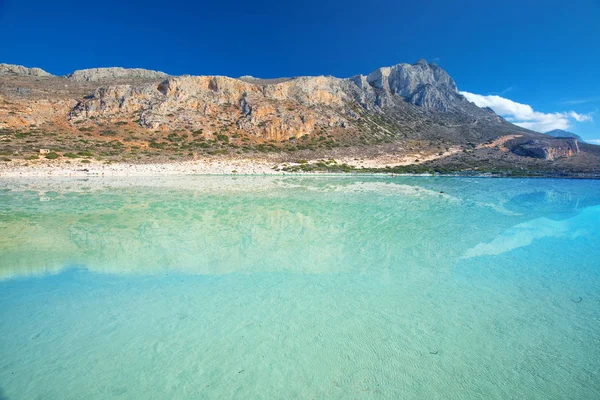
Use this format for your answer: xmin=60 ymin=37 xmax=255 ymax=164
xmin=68 ymin=75 xmax=353 ymax=139
xmin=65 ymin=67 xmax=169 ymax=82
xmin=512 ymin=138 xmax=580 ymax=160
xmin=66 ymin=60 xmax=481 ymax=140
xmin=0 ymin=97 xmax=75 ymax=129
xmin=351 ymin=60 xmax=459 ymax=110
xmin=0 ymin=64 xmax=53 ymax=77
xmin=1 ymin=59 xmax=527 ymax=143
xmin=544 ymin=129 xmax=583 ymax=141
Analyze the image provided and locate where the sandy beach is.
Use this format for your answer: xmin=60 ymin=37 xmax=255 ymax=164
xmin=0 ymin=148 xmax=461 ymax=177
xmin=0 ymin=158 xmax=287 ymax=177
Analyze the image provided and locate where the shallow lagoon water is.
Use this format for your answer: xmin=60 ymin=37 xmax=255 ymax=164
xmin=0 ymin=176 xmax=599 ymax=399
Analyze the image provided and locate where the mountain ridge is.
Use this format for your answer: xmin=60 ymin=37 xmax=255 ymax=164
xmin=2 ymin=59 xmax=507 ymax=140
xmin=1 ymin=59 xmax=599 ymax=176
xmin=545 ymin=129 xmax=583 ymax=142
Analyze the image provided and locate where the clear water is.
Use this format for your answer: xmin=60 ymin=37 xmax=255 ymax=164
xmin=0 ymin=176 xmax=599 ymax=399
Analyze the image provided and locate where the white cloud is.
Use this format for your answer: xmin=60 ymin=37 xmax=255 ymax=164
xmin=562 ymin=97 xmax=600 ymax=105
xmin=460 ymin=91 xmax=593 ymax=132
xmin=492 ymin=86 xmax=514 ymax=96
xmin=569 ymin=111 xmax=592 ymax=122
xmin=588 ymin=139 xmax=600 ymax=145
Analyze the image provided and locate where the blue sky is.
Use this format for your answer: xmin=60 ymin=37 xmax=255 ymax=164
xmin=1 ymin=0 xmax=599 ymax=140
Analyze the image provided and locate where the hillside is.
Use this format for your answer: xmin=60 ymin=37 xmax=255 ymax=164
xmin=1 ymin=60 xmax=599 ymax=176
xmin=545 ymin=129 xmax=583 ymax=141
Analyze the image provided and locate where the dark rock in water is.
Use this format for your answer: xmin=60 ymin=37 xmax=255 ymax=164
xmin=511 ymin=138 xmax=579 ymax=160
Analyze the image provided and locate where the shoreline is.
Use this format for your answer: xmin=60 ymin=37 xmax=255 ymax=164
xmin=0 ymin=158 xmax=283 ymax=177
xmin=1 ymin=155 xmax=600 ymax=180
xmin=0 ymin=148 xmax=462 ymax=177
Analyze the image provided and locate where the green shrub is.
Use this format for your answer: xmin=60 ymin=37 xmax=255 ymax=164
xmin=150 ymin=141 xmax=166 ymax=149
xmin=166 ymin=133 xmax=185 ymax=142
xmin=64 ymin=153 xmax=78 ymax=158
xmin=45 ymin=152 xmax=60 ymax=160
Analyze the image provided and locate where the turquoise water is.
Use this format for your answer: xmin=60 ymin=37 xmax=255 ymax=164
xmin=0 ymin=176 xmax=599 ymax=399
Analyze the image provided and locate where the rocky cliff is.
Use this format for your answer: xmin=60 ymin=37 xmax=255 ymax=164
xmin=65 ymin=67 xmax=169 ymax=82
xmin=0 ymin=60 xmax=520 ymax=142
xmin=60 ymin=60 xmax=516 ymax=144
xmin=511 ymin=137 xmax=580 ymax=160
xmin=0 ymin=63 xmax=53 ymax=77
xmin=1 ymin=59 xmax=597 ymax=174
xmin=545 ymin=129 xmax=583 ymax=142
xmin=352 ymin=59 xmax=460 ymax=110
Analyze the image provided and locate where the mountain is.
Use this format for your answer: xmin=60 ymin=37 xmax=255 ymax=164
xmin=65 ymin=67 xmax=169 ymax=82
xmin=0 ymin=63 xmax=52 ymax=77
xmin=0 ymin=60 xmax=525 ymax=143
xmin=545 ymin=129 xmax=583 ymax=141
xmin=1 ymin=60 xmax=599 ymax=176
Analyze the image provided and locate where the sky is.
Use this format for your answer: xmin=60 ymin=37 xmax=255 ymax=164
xmin=1 ymin=0 xmax=599 ymax=141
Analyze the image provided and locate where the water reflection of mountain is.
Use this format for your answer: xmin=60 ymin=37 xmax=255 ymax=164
xmin=1 ymin=176 xmax=599 ymax=280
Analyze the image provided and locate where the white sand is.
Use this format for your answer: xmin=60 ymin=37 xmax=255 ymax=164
xmin=338 ymin=147 xmax=460 ymax=168
xmin=0 ymin=148 xmax=459 ymax=177
xmin=0 ymin=158 xmax=283 ymax=177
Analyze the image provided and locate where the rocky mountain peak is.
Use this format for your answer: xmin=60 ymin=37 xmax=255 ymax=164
xmin=544 ymin=129 xmax=583 ymax=141
xmin=348 ymin=60 xmax=459 ymax=110
xmin=65 ymin=67 xmax=169 ymax=82
xmin=3 ymin=58 xmax=596 ymax=174
xmin=2 ymin=59 xmax=531 ymax=148
xmin=0 ymin=63 xmax=53 ymax=77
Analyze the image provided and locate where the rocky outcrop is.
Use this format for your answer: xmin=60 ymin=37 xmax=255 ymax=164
xmin=545 ymin=129 xmax=583 ymax=141
xmin=511 ymin=138 xmax=580 ymax=160
xmin=69 ymin=74 xmax=352 ymax=139
xmin=65 ymin=60 xmax=502 ymax=141
xmin=65 ymin=67 xmax=168 ymax=82
xmin=1 ymin=59 xmax=532 ymax=144
xmin=0 ymin=64 xmax=53 ymax=77
xmin=349 ymin=60 xmax=459 ymax=110
xmin=3 ymin=60 xmax=599 ymax=175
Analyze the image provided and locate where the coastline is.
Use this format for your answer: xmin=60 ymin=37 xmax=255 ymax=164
xmin=2 ymin=156 xmax=599 ymax=179
xmin=0 ymin=147 xmax=463 ymax=177
xmin=0 ymin=158 xmax=282 ymax=177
